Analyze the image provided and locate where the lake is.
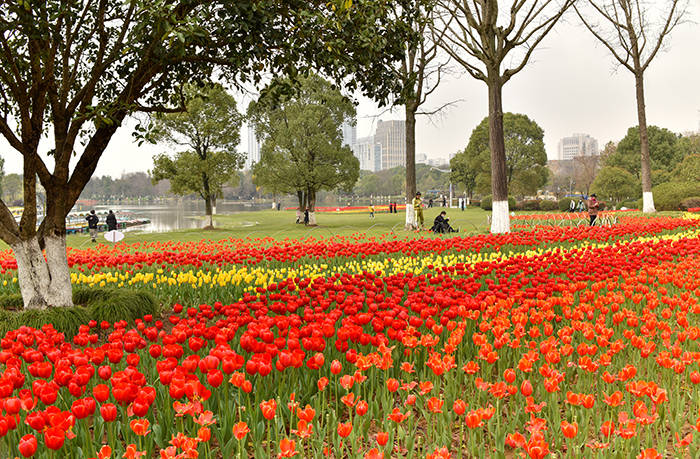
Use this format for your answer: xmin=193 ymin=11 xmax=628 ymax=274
xmin=74 ymin=196 xmax=404 ymax=233
xmin=81 ymin=201 xmax=272 ymax=233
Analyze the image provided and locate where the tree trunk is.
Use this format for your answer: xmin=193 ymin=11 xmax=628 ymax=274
xmin=11 ymin=233 xmax=73 ymax=309
xmin=487 ymin=77 xmax=510 ymax=233
xmin=296 ymin=190 xmax=304 ymax=223
xmin=204 ymin=194 xmax=213 ymax=227
xmin=635 ymin=72 xmax=655 ymax=213
xmin=308 ymin=189 xmax=317 ymax=225
xmin=405 ymin=104 xmax=417 ymax=230
xmin=203 ymin=173 xmax=213 ymax=227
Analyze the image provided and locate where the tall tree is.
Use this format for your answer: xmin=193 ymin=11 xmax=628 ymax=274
xmin=452 ymin=113 xmax=549 ymax=197
xmin=0 ymin=0 xmax=415 ymax=309
xmin=605 ymin=125 xmax=680 ymax=183
xmin=385 ymin=1 xmax=450 ymax=228
xmin=575 ymin=0 xmax=686 ymax=213
xmin=149 ymin=85 xmax=243 ymax=227
xmin=591 ymin=166 xmax=639 ymax=205
xmin=573 ymin=155 xmax=600 ymax=196
xmin=450 ymin=149 xmax=478 ymax=201
xmin=249 ymin=75 xmax=360 ymax=224
xmin=2 ymin=174 xmax=23 ymax=205
xmin=434 ymin=0 xmax=573 ymax=233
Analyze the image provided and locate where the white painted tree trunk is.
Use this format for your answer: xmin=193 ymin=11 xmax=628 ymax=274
xmin=11 ymin=234 xmax=73 ymax=309
xmin=642 ymin=192 xmax=655 ymax=213
xmin=44 ymin=234 xmax=74 ymax=307
xmin=308 ymin=212 xmax=317 ymax=225
xmin=490 ymin=200 xmax=511 ymax=234
xmin=405 ymin=204 xmax=416 ymax=229
xmin=296 ymin=209 xmax=302 ymax=223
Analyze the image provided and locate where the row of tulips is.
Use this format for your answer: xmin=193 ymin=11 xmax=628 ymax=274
xmin=0 ymin=214 xmax=696 ymax=275
xmin=0 ymin=216 xmax=699 ymax=457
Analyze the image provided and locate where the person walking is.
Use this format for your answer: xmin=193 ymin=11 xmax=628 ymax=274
xmin=428 ymin=198 xmax=433 ymax=208
xmin=106 ymin=210 xmax=117 ymax=231
xmin=369 ymin=204 xmax=375 ymax=218
xmin=587 ymin=194 xmax=600 ymax=226
xmin=85 ymin=210 xmax=99 ymax=242
xmin=303 ymin=208 xmax=310 ymax=226
xmin=412 ymin=192 xmax=424 ymax=229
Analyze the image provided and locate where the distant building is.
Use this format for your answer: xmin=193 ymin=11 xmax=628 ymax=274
xmin=374 ymin=120 xmax=405 ymax=170
xmin=352 ymin=136 xmax=381 ymax=172
xmin=557 ymin=133 xmax=599 ymax=160
xmin=245 ymin=124 xmax=262 ymax=170
xmin=341 ymin=121 xmax=357 ymax=148
xmin=427 ymin=157 xmax=449 ymax=168
xmin=416 ymin=153 xmax=428 ymax=164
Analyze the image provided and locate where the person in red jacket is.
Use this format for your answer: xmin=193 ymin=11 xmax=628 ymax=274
xmin=587 ymin=194 xmax=600 ymax=226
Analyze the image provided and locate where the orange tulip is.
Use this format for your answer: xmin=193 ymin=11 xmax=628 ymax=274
xmin=337 ymin=422 xmax=353 ymax=438
xmin=560 ymin=420 xmax=578 ymax=439
xmin=260 ymin=399 xmax=277 ymax=420
xmin=278 ymin=438 xmax=298 ymax=458
xmin=232 ymin=421 xmax=250 ymax=440
xmin=129 ymin=419 xmax=151 ymax=436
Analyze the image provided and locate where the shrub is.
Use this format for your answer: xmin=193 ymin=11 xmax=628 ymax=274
xmin=480 ymin=196 xmax=516 ymax=211
xmin=0 ymin=306 xmax=90 ymax=339
xmin=559 ymin=197 xmax=574 ymax=212
xmin=521 ymin=200 xmax=540 ymax=211
xmin=0 ymin=293 xmax=25 ymax=311
xmin=540 ymin=200 xmax=559 ymax=211
xmin=652 ymin=182 xmax=700 ymax=211
xmin=680 ymin=197 xmax=700 ymax=211
xmin=89 ymin=290 xmax=158 ymax=325
xmin=619 ymin=200 xmax=638 ymax=210
xmin=0 ymin=289 xmax=157 ymax=339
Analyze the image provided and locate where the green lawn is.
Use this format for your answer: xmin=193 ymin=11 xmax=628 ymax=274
xmin=57 ymin=207 xmax=490 ymax=248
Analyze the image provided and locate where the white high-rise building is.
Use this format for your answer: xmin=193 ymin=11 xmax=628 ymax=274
xmin=557 ymin=133 xmax=599 ymax=160
xmin=374 ymin=120 xmax=405 ymax=170
xmin=245 ymin=124 xmax=262 ymax=170
xmin=341 ymin=121 xmax=357 ymax=148
xmin=352 ymin=136 xmax=381 ymax=172
xmin=416 ymin=153 xmax=428 ymax=164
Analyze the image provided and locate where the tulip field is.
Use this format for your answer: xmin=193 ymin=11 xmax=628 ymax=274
xmin=0 ymin=211 xmax=700 ymax=458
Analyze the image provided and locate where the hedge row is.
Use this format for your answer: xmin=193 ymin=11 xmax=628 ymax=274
xmin=0 ymin=288 xmax=158 ymax=338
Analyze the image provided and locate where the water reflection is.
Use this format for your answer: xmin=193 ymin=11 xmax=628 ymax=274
xmin=86 ymin=201 xmax=270 ymax=233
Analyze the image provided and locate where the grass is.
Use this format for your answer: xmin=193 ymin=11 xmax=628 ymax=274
xmin=57 ymin=207 xmax=491 ymax=248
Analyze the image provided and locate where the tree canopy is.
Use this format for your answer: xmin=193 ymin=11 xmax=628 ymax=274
xmin=0 ymin=0 xmax=418 ymax=309
xmin=591 ymin=166 xmax=640 ymax=204
xmin=606 ymin=126 xmax=681 ymax=180
xmin=149 ymin=85 xmax=243 ymax=226
xmin=249 ymin=74 xmax=359 ymax=223
xmin=453 ymin=113 xmax=548 ymax=197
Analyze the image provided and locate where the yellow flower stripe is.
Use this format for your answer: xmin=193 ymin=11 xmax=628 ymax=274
xmin=64 ymin=228 xmax=700 ymax=292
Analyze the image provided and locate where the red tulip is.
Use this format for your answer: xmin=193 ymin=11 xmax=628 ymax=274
xmin=18 ymin=434 xmax=38 ymax=457
xmin=44 ymin=427 xmax=65 ymax=450
xmin=330 ymin=360 xmax=342 ymax=375
xmin=100 ymin=403 xmax=117 ymax=422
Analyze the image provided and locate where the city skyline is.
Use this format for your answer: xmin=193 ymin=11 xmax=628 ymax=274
xmin=0 ymin=5 xmax=698 ymax=177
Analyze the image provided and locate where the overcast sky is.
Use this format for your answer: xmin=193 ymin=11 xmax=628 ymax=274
xmin=2 ymin=5 xmax=699 ymax=177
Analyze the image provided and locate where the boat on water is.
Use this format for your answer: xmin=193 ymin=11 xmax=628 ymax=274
xmin=8 ymin=207 xmax=150 ymax=234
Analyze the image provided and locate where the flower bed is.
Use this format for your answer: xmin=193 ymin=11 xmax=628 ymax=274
xmin=0 ymin=217 xmax=699 ymax=458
